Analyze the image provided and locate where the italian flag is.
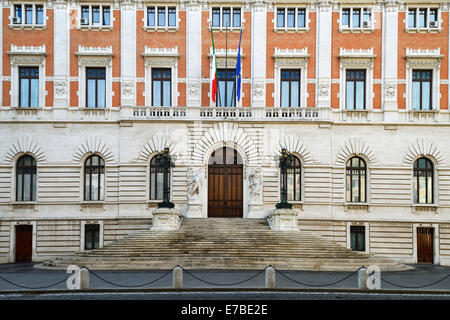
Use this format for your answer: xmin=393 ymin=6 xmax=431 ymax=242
xmin=210 ymin=29 xmax=218 ymax=104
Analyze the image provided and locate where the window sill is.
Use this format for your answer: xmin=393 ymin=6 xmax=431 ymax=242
xmin=79 ymin=25 xmax=113 ymax=31
xmin=143 ymin=26 xmax=178 ymax=32
xmin=339 ymin=27 xmax=374 ymax=33
xmin=412 ymin=204 xmax=438 ymax=213
xmin=344 ymin=203 xmax=370 ymax=212
xmin=408 ymin=109 xmax=438 ymax=121
xmin=8 ymin=24 xmax=46 ymax=30
xmin=209 ymin=26 xmax=244 ymax=32
xmin=273 ymin=27 xmax=309 ymax=33
xmin=80 ymin=202 xmax=105 ymax=210
xmin=405 ymin=28 xmax=442 ymax=33
xmin=12 ymin=202 xmax=37 ymax=210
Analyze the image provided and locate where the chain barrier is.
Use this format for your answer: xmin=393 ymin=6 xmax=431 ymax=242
xmin=180 ymin=266 xmax=267 ymax=286
xmin=1 ymin=265 xmax=450 ymax=290
xmin=274 ymin=266 xmax=364 ymax=287
xmin=0 ymin=273 xmax=70 ymax=290
xmin=85 ymin=266 xmax=175 ymax=288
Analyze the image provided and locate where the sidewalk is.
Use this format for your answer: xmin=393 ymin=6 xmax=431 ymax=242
xmin=1 ymin=263 xmax=450 ymax=293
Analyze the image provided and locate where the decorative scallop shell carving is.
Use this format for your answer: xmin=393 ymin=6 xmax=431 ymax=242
xmin=403 ymin=139 xmax=445 ymax=167
xmin=73 ymin=137 xmax=115 ymax=164
xmin=276 ymin=135 xmax=316 ymax=164
xmin=192 ymin=122 xmax=260 ymax=165
xmin=336 ymin=138 xmax=377 ymax=165
xmin=4 ymin=136 xmax=47 ymax=163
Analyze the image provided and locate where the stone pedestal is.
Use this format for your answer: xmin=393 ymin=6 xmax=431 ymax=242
xmin=185 ymin=203 xmax=203 ymax=218
xmin=267 ymin=208 xmax=298 ymax=231
xmin=248 ymin=204 xmax=264 ymax=218
xmin=151 ymin=207 xmax=183 ymax=231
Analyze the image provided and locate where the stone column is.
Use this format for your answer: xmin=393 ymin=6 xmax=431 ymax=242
xmin=383 ymin=1 xmax=399 ymax=122
xmin=316 ymin=1 xmax=332 ymax=108
xmin=251 ymin=0 xmax=267 ymax=107
xmin=185 ymin=0 xmax=202 ymax=107
xmin=120 ymin=1 xmax=136 ymax=106
xmin=53 ymin=1 xmax=70 ymax=112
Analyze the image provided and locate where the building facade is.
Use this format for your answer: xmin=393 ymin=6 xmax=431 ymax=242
xmin=1 ymin=0 xmax=450 ymax=266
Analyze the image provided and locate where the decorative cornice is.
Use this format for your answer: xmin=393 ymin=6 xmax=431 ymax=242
xmin=76 ymin=45 xmax=113 ymax=56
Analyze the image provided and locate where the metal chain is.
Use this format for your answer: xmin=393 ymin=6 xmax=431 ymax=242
xmin=181 ymin=266 xmax=267 ymax=286
xmin=380 ymin=273 xmax=450 ymax=289
xmin=0 ymin=274 xmax=70 ymax=290
xmin=274 ymin=267 xmax=364 ymax=287
xmin=86 ymin=266 xmax=174 ymax=288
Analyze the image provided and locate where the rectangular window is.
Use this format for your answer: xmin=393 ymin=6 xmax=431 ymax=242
xmin=92 ymin=6 xmax=100 ymax=24
xmin=14 ymin=5 xmax=22 ymax=22
xmin=158 ymin=7 xmax=165 ymax=26
xmin=346 ymin=70 xmax=366 ymax=110
xmin=81 ymin=6 xmax=89 ymax=24
xmin=152 ymin=69 xmax=171 ymax=107
xmin=430 ymin=8 xmax=438 ymax=25
xmin=412 ymin=70 xmax=432 ymax=110
xmin=147 ymin=7 xmax=155 ymax=26
xmin=277 ymin=8 xmax=285 ymax=27
xmin=19 ymin=67 xmax=39 ymax=108
xmin=102 ymin=6 xmax=110 ymax=26
xmin=222 ymin=8 xmax=231 ymax=27
xmin=408 ymin=9 xmax=416 ymax=28
xmin=212 ymin=8 xmax=220 ymax=27
xmin=25 ymin=5 xmax=33 ymax=24
xmin=86 ymin=67 xmax=106 ymax=108
xmin=280 ymin=70 xmax=300 ymax=108
xmin=363 ymin=9 xmax=371 ymax=26
xmin=85 ymin=224 xmax=100 ymax=250
xmin=36 ymin=5 xmax=44 ymax=24
xmin=352 ymin=8 xmax=361 ymax=28
xmin=232 ymin=8 xmax=241 ymax=27
xmin=217 ymin=69 xmax=236 ymax=107
xmin=418 ymin=8 xmax=427 ymax=28
xmin=287 ymin=8 xmax=295 ymax=28
xmin=342 ymin=8 xmax=350 ymax=27
xmin=298 ymin=9 xmax=306 ymax=28
xmin=350 ymin=226 xmax=365 ymax=251
xmin=168 ymin=7 xmax=176 ymax=27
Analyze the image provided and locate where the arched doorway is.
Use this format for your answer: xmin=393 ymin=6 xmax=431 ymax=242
xmin=208 ymin=147 xmax=243 ymax=217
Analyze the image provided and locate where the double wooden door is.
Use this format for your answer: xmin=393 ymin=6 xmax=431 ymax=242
xmin=15 ymin=225 xmax=32 ymax=263
xmin=208 ymin=147 xmax=243 ymax=217
xmin=417 ymin=227 xmax=434 ymax=264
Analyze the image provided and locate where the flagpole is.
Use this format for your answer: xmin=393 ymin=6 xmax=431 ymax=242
xmin=225 ymin=18 xmax=228 ymax=107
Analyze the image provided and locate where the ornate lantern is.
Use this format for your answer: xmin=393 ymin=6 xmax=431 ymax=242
xmin=155 ymin=147 xmax=175 ymax=209
xmin=276 ymin=148 xmax=294 ymax=209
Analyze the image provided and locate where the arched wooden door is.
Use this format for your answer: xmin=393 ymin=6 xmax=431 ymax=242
xmin=208 ymin=147 xmax=243 ymax=217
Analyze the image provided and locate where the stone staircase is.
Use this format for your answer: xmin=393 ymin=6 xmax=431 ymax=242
xmin=37 ymin=218 xmax=412 ymax=271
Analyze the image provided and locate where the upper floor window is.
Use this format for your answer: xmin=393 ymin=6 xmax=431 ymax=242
xmin=217 ymin=69 xmax=236 ymax=107
xmin=412 ymin=70 xmax=432 ymax=110
xmin=152 ymin=69 xmax=171 ymax=107
xmin=346 ymin=69 xmax=366 ymax=110
xmin=84 ymin=155 xmax=105 ymax=201
xmin=276 ymin=8 xmax=307 ymax=29
xmin=211 ymin=7 xmax=241 ymax=28
xmin=346 ymin=157 xmax=366 ymax=203
xmin=350 ymin=226 xmax=366 ymax=251
xmin=19 ymin=67 xmax=39 ymax=108
xmin=281 ymin=69 xmax=300 ymax=107
xmin=341 ymin=8 xmax=372 ymax=29
xmin=13 ymin=4 xmax=44 ymax=25
xmin=408 ymin=8 xmax=439 ymax=29
xmin=413 ymin=158 xmax=433 ymax=204
xmin=80 ymin=5 xmax=111 ymax=26
xmin=16 ymin=155 xmax=37 ymax=202
xmin=147 ymin=6 xmax=176 ymax=27
xmin=86 ymin=67 xmax=106 ymax=108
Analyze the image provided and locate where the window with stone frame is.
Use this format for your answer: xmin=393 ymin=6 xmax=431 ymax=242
xmin=16 ymin=155 xmax=37 ymax=202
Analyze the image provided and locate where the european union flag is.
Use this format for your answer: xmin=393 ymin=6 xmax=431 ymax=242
xmin=235 ymin=28 xmax=243 ymax=102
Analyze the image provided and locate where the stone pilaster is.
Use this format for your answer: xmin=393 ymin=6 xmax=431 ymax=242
xmin=251 ymin=0 xmax=267 ymax=107
xmin=53 ymin=1 xmax=70 ymax=110
xmin=120 ymin=0 xmax=136 ymax=106
xmin=316 ymin=0 xmax=332 ymax=108
xmin=186 ymin=0 xmax=202 ymax=107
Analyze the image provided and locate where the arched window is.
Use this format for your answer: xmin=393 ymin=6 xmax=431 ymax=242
xmin=413 ymin=157 xmax=433 ymax=204
xmin=84 ymin=155 xmax=105 ymax=201
xmin=16 ymin=155 xmax=37 ymax=201
xmin=282 ymin=155 xmax=302 ymax=201
xmin=149 ymin=155 xmax=165 ymax=200
xmin=346 ymin=157 xmax=366 ymax=203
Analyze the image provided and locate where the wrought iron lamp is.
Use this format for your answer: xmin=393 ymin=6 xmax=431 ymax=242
xmin=156 ymin=147 xmax=175 ymax=208
xmin=276 ymin=148 xmax=294 ymax=209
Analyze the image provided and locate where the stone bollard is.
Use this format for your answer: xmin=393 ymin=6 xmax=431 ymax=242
xmin=358 ymin=267 xmax=369 ymax=289
xmin=265 ymin=266 xmax=276 ymax=288
xmin=173 ymin=266 xmax=183 ymax=289
xmin=79 ymin=267 xmax=90 ymax=290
